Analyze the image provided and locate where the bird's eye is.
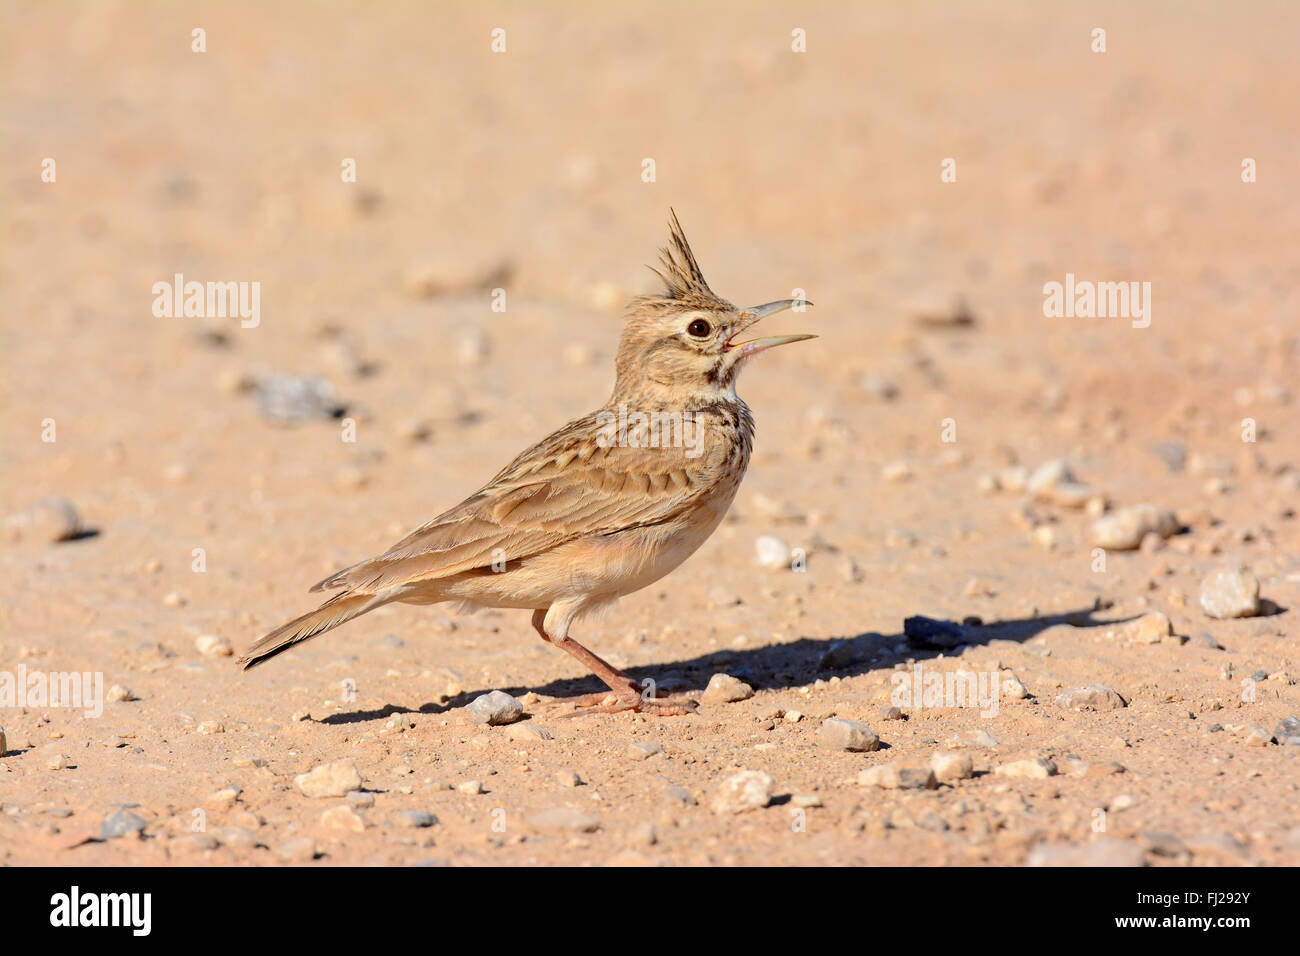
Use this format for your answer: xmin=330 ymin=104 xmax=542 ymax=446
xmin=687 ymin=318 xmax=712 ymax=338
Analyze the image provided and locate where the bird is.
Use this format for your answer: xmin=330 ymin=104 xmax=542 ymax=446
xmin=238 ymin=211 xmax=815 ymax=714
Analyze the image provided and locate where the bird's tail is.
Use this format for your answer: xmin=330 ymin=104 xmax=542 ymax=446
xmin=238 ymin=591 xmax=389 ymax=669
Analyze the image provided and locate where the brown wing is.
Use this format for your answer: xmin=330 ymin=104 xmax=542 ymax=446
xmin=311 ymin=411 xmax=727 ymax=595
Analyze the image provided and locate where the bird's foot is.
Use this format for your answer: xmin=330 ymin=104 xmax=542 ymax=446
xmin=555 ymin=685 xmax=698 ymax=717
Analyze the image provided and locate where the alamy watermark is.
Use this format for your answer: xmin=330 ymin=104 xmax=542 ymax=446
xmin=595 ymin=404 xmax=704 ymax=458
xmin=890 ymin=663 xmax=1001 ymax=717
xmin=152 ymin=273 xmax=260 ymax=328
xmin=1 ymin=665 xmax=103 ymax=718
xmin=1043 ymin=273 xmax=1151 ymax=328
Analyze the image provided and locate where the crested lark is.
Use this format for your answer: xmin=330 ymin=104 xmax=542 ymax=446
xmin=239 ymin=212 xmax=814 ymax=714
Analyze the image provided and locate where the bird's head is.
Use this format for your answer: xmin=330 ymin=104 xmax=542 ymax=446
xmin=611 ymin=211 xmax=814 ymax=405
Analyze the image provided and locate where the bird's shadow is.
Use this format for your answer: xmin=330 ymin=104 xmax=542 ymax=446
xmin=319 ymin=604 xmax=1142 ymax=724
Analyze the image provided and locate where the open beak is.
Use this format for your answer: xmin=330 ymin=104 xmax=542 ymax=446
xmin=725 ymin=299 xmax=816 ymax=359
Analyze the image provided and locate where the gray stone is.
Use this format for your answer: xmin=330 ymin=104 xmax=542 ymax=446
xmin=100 ymin=810 xmax=146 ymax=840
xmin=256 ymin=374 xmax=341 ymax=425
xmin=994 ymin=757 xmax=1057 ymax=779
xmin=711 ymin=770 xmax=774 ymax=814
xmin=1274 ymin=717 xmax=1300 ymax=746
xmin=1028 ymin=838 xmax=1147 ymax=867
xmin=3 ymin=496 xmax=82 ymax=543
xmin=627 ymin=740 xmax=664 ymax=760
xmin=857 ymin=763 xmax=937 ymax=790
xmin=664 ymin=785 xmax=697 ymax=806
xmin=904 ymin=615 xmax=965 ymax=649
xmin=701 ymin=673 xmax=754 ymax=703
xmin=466 ymin=690 xmax=524 ymax=725
xmin=530 ymin=807 xmax=600 ymax=832
xmin=396 ymin=810 xmax=438 ymax=829
xmin=1056 ymin=686 xmax=1128 ymax=711
xmin=1090 ymin=504 xmax=1179 ymax=551
xmin=1199 ymin=567 xmax=1261 ymax=619
xmin=294 ymin=759 xmax=363 ymax=798
xmin=819 ymin=718 xmax=881 ymax=752
xmin=277 ymin=838 xmax=317 ymax=862
xmin=1152 ymin=441 xmax=1187 ymax=472
xmin=1187 ymin=632 xmax=1223 ymax=649
xmin=930 ymin=751 xmax=974 ymax=783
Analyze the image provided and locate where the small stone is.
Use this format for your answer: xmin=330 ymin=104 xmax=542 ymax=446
xmin=207 ymin=786 xmax=241 ymax=808
xmin=930 ymin=751 xmax=974 ymax=783
xmin=664 ymin=785 xmax=697 ymax=806
xmin=346 ymin=791 xmax=375 ymax=809
xmin=1243 ymin=723 xmax=1273 ymax=747
xmin=466 ymin=690 xmax=524 ymax=725
xmin=1056 ymin=686 xmax=1128 ymax=711
xmin=995 ymin=757 xmax=1057 ymax=779
xmin=1028 ymin=838 xmax=1146 ymax=867
xmin=1048 ymin=482 xmax=1094 ymax=509
xmin=277 ymin=838 xmax=317 ymax=862
xmin=43 ymin=750 xmax=69 ymax=770
xmin=556 ymin=770 xmax=582 ymax=788
xmin=506 ymin=723 xmax=553 ymax=742
xmin=3 ymin=496 xmax=82 ymax=543
xmin=1274 ymin=717 xmax=1300 ymax=746
xmin=530 ymin=807 xmax=600 ymax=832
xmin=456 ymin=329 xmax=491 ymax=367
xmin=754 ymin=535 xmax=791 ymax=570
xmin=194 ymin=634 xmax=233 ymax=657
xmin=100 ymin=810 xmax=147 ymax=840
xmin=708 ymin=586 xmax=742 ymax=608
xmin=1187 ymin=632 xmax=1223 ymax=650
xmin=627 ymin=740 xmax=664 ymax=761
xmin=257 ymin=374 xmax=340 ymax=425
xmin=818 ymin=641 xmax=856 ymax=670
xmin=396 ymin=810 xmax=438 ymax=829
xmin=859 ymin=374 xmax=900 ymax=401
xmin=955 ymin=729 xmax=1000 ymax=748
xmin=295 ymin=759 xmax=363 ymax=798
xmin=878 ymin=706 xmax=905 ymax=721
xmin=1137 ymin=832 xmax=1188 ymax=859
xmin=629 ymin=822 xmax=659 ymax=847
xmin=904 ymin=615 xmax=965 ymax=649
xmin=1089 ymin=504 xmax=1179 ymax=551
xmin=106 ymin=684 xmax=137 ymax=703
xmin=1000 ymin=673 xmax=1029 ymax=699
xmin=791 ymin=793 xmax=823 ymax=808
xmin=196 ymin=720 xmax=224 ymax=735
xmin=1027 ymin=459 xmax=1075 ymax=499
xmin=212 ymin=826 xmax=257 ymax=849
xmin=320 ymin=805 xmax=366 ymax=832
xmin=457 ymin=779 xmax=483 ymax=795
xmin=857 ymin=763 xmax=937 ymax=790
xmin=711 ymin=770 xmax=774 ymax=814
xmin=179 ymin=833 xmax=219 ymax=852
xmin=702 ymin=673 xmax=754 ymax=703
xmin=819 ymin=718 xmax=881 ymax=752
xmin=881 ymin=461 xmax=912 ymax=483
xmin=1152 ymin=441 xmax=1187 ymax=472
xmin=1127 ymin=612 xmax=1173 ymax=644
xmin=1198 ymin=566 xmax=1261 ymax=619
xmin=996 ymin=465 xmax=1029 ymax=492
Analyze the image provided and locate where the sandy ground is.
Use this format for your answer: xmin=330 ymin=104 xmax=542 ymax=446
xmin=1 ymin=2 xmax=1298 ymax=867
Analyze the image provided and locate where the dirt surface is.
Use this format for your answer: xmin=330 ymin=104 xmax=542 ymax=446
xmin=2 ymin=2 xmax=1298 ymax=867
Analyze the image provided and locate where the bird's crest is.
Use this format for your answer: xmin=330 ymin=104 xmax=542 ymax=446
xmin=631 ymin=210 xmax=736 ymax=316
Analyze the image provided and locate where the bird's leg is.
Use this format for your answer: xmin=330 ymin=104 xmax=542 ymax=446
xmin=531 ymin=609 xmax=696 ymax=716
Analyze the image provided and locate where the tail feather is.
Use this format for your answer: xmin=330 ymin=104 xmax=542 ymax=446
xmin=238 ymin=591 xmax=387 ymax=669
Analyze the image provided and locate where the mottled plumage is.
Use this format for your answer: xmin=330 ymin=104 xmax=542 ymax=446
xmin=240 ymin=212 xmax=814 ymax=714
